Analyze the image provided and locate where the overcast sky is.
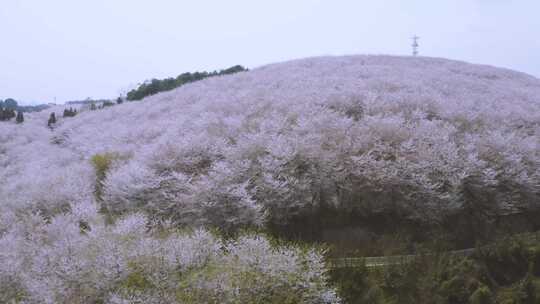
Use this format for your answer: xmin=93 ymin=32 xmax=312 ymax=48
xmin=1 ymin=0 xmax=539 ymax=105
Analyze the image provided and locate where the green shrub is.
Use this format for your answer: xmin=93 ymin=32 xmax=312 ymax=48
xmin=120 ymin=264 xmax=155 ymax=292
xmin=470 ymin=286 xmax=493 ymax=304
xmin=439 ymin=275 xmax=469 ymax=303
xmin=326 ymin=234 xmax=540 ymax=304
xmin=516 ymin=274 xmax=537 ymax=304
xmin=90 ymin=153 xmax=118 ymax=201
xmin=176 ymin=263 xmax=305 ymax=304
xmin=475 ymin=238 xmax=531 ymax=285
xmin=328 ymin=264 xmax=374 ymax=304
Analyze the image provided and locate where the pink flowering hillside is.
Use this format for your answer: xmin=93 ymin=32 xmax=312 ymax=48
xmin=1 ymin=55 xmax=539 ymax=302
xmin=1 ymin=55 xmax=539 ymax=227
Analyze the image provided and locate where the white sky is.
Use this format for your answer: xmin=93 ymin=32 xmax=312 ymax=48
xmin=1 ymin=0 xmax=539 ymax=104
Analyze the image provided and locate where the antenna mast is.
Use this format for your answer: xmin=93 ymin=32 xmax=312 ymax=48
xmin=412 ymin=35 xmax=420 ymax=56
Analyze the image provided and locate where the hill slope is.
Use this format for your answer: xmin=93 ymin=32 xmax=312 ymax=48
xmin=1 ymin=55 xmax=539 ymax=303
xmin=1 ymin=55 xmax=539 ymax=228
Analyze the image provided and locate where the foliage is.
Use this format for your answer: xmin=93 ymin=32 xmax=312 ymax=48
xmin=328 ymin=263 xmax=383 ymax=304
xmin=63 ymin=107 xmax=77 ymax=117
xmin=328 ymin=235 xmax=540 ymax=304
xmin=91 ymin=153 xmax=119 ymax=202
xmin=173 ymin=234 xmax=338 ymax=303
xmin=474 ymin=238 xmax=533 ymax=285
xmin=469 ymin=286 xmax=493 ymax=304
xmin=0 ymin=209 xmax=339 ymax=303
xmin=126 ymin=65 xmax=247 ymax=100
xmin=47 ymin=112 xmax=57 ymax=127
xmin=2 ymin=97 xmax=18 ymax=109
xmin=103 ymin=101 xmax=115 ymax=108
xmin=16 ymin=111 xmax=24 ymax=123
xmin=0 ymin=106 xmax=16 ymax=121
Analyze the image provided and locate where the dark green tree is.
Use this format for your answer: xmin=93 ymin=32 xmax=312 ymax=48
xmin=102 ymin=101 xmax=115 ymax=107
xmin=126 ymin=65 xmax=248 ymax=101
xmin=16 ymin=111 xmax=24 ymax=123
xmin=47 ymin=112 xmax=56 ymax=127
xmin=3 ymin=98 xmax=18 ymax=110
xmin=0 ymin=108 xmax=15 ymax=121
xmin=63 ymin=107 xmax=77 ymax=117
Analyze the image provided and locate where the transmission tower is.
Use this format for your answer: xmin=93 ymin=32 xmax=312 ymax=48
xmin=412 ymin=35 xmax=420 ymax=56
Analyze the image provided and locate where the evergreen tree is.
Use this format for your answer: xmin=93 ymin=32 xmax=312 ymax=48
xmin=16 ymin=111 xmax=24 ymax=124
xmin=47 ymin=112 xmax=56 ymax=127
xmin=126 ymin=65 xmax=248 ymax=101
xmin=63 ymin=107 xmax=77 ymax=117
xmin=0 ymin=108 xmax=16 ymax=121
xmin=3 ymin=98 xmax=18 ymax=110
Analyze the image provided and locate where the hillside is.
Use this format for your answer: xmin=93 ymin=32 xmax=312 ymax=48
xmin=0 ymin=55 xmax=539 ymax=303
xmin=2 ymin=55 xmax=539 ymax=226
